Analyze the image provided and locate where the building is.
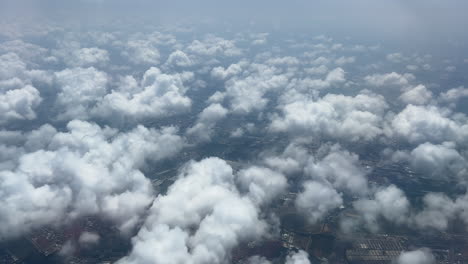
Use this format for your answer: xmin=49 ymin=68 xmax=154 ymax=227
xmin=345 ymin=235 xmax=408 ymax=264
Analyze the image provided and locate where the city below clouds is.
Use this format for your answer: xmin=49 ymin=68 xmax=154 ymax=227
xmin=1 ymin=1 xmax=468 ymax=264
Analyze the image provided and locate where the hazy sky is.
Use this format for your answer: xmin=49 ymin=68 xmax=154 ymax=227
xmin=3 ymin=0 xmax=468 ymax=43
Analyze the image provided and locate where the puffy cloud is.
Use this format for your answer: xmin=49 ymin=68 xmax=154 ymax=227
xmin=4 ymin=22 xmax=468 ymax=262
xmin=289 ymin=67 xmax=345 ymax=91
xmin=406 ymin=65 xmax=419 ymax=71
xmin=389 ymin=104 xmax=468 ymax=144
xmin=263 ymin=143 xmax=368 ymax=202
xmin=93 ymin=67 xmax=192 ymax=121
xmin=122 ymin=39 xmax=161 ymax=65
xmin=411 ymin=191 xmax=468 ymax=232
xmin=251 ymin=33 xmax=269 ymax=46
xmin=0 ymin=77 xmax=25 ymax=91
xmin=270 ymin=92 xmax=388 ymax=142
xmin=364 ymin=72 xmax=414 ymax=88
xmin=211 ymin=61 xmax=246 ymax=80
xmin=186 ymin=35 xmax=242 ymax=58
xmin=69 ymin=47 xmax=110 ymax=67
xmin=397 ymin=249 xmax=435 ymax=264
xmin=246 ymin=255 xmax=271 ymax=264
xmin=0 ymin=40 xmax=48 ymax=64
xmin=304 ymin=65 xmax=328 ymax=75
xmin=310 ymin=56 xmax=330 ymax=65
xmin=0 ymin=52 xmax=46 ymax=124
xmin=196 ymin=103 xmax=228 ymax=124
xmin=78 ymin=231 xmax=100 ymax=246
xmin=230 ymin=127 xmax=244 ymax=138
xmin=0 ymin=121 xmax=185 ymax=238
xmin=413 ymin=193 xmax=459 ymax=230
xmin=353 ymin=185 xmax=410 ymax=232
xmin=263 ymin=143 xmax=309 ymax=175
xmin=0 ymin=52 xmax=52 ymax=84
xmin=54 ymin=67 xmax=108 ymax=120
xmin=237 ymin=166 xmax=287 ymax=206
xmin=224 ymin=63 xmax=288 ymax=114
xmin=407 ymin=142 xmax=467 ymax=181
xmin=445 ymin=66 xmax=456 ymax=72
xmin=346 ymin=183 xmax=468 ymax=232
xmin=265 ymin=56 xmax=300 ymax=66
xmin=165 ymin=50 xmax=192 ymax=67
xmin=334 ymin=56 xmax=355 ymax=66
xmin=0 ymin=125 xmax=58 ymax=171
xmin=118 ymin=158 xmax=273 ymax=264
xmin=0 ymin=84 xmax=42 ymax=124
xmin=207 ymin=91 xmax=227 ymax=104
xmin=324 ymin=67 xmax=346 ymax=83
xmin=439 ymin=86 xmax=468 ymax=104
xmin=399 ymin=85 xmax=433 ymax=105
xmin=186 ymin=103 xmax=228 ymax=142
xmin=304 ymin=146 xmax=368 ymax=195
xmin=295 ymin=181 xmax=343 ymax=224
xmin=387 ymin=53 xmax=405 ymax=63
xmin=285 ymin=250 xmax=311 ymax=264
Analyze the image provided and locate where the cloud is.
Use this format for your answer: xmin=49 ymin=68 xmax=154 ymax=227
xmin=389 ymin=104 xmax=468 ymax=144
xmin=304 ymin=65 xmax=328 ymax=75
xmin=263 ymin=143 xmax=309 ymax=175
xmin=344 ymin=181 xmax=468 ymax=233
xmin=288 ymin=67 xmax=345 ymax=90
xmin=413 ymin=193 xmax=459 ymax=230
xmin=122 ymin=39 xmax=161 ymax=65
xmin=237 ymin=166 xmax=287 ymax=206
xmin=246 ymin=255 xmax=271 ymax=264
xmin=407 ymin=142 xmax=467 ymax=181
xmin=0 ymin=40 xmax=49 ymax=64
xmin=397 ymin=248 xmax=436 ymax=264
xmin=2 ymin=12 xmax=468 ymax=262
xmin=223 ymin=63 xmax=288 ymax=114
xmin=186 ymin=35 xmax=242 ymax=58
xmin=439 ymin=86 xmax=468 ymax=104
xmin=352 ymin=185 xmax=410 ymax=232
xmin=0 ymin=125 xmax=58 ymax=171
xmin=118 ymin=158 xmax=281 ymax=264
xmin=412 ymin=191 xmax=468 ymax=232
xmin=78 ymin=231 xmax=100 ymax=246
xmin=386 ymin=53 xmax=406 ymax=63
xmin=285 ymin=250 xmax=311 ymax=264
xmin=263 ymin=142 xmax=368 ymax=221
xmin=69 ymin=47 xmax=110 ymax=67
xmin=186 ymin=103 xmax=228 ymax=142
xmin=93 ymin=67 xmax=192 ymax=122
xmin=211 ymin=62 xmax=245 ymax=80
xmin=250 ymin=33 xmax=269 ymax=46
xmin=165 ymin=50 xmax=193 ymax=67
xmin=265 ymin=56 xmax=300 ymax=66
xmin=304 ymin=145 xmax=368 ymax=195
xmin=270 ymin=92 xmax=388 ymax=142
xmin=0 ymin=52 xmax=50 ymax=124
xmin=54 ymin=67 xmax=108 ymax=120
xmin=0 ymin=52 xmax=52 ymax=85
xmin=0 ymin=121 xmax=185 ymax=239
xmin=399 ymin=85 xmax=433 ymax=105
xmin=0 ymin=84 xmax=42 ymax=124
xmin=295 ymin=181 xmax=343 ymax=224
xmin=334 ymin=56 xmax=355 ymax=66
xmin=364 ymin=72 xmax=414 ymax=88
